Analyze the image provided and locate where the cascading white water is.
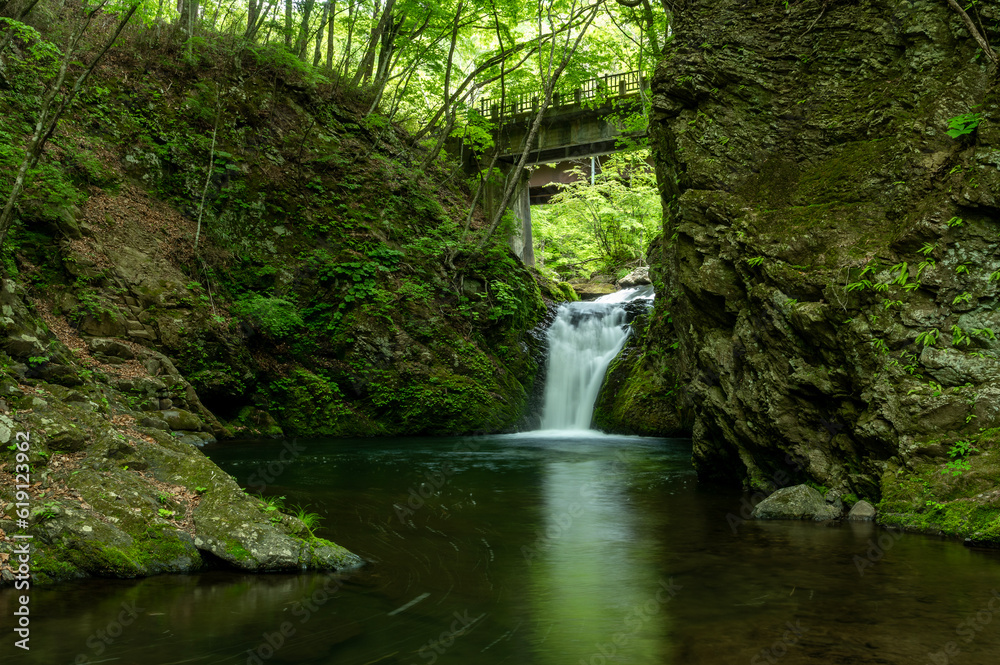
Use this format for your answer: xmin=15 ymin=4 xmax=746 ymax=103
xmin=538 ymin=286 xmax=654 ymax=431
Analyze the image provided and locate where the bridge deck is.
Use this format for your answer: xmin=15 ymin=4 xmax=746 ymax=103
xmin=478 ymin=70 xmax=646 ymax=121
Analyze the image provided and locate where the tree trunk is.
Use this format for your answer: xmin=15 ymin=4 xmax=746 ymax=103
xmin=336 ymin=0 xmax=354 ymax=75
xmin=326 ymin=0 xmax=335 ymax=69
xmin=351 ymin=0 xmax=395 ymax=87
xmin=295 ymin=0 xmax=316 ymax=60
xmin=284 ymin=0 xmax=293 ymax=48
xmin=247 ymin=0 xmax=259 ymax=37
xmin=313 ymin=1 xmax=329 ymax=66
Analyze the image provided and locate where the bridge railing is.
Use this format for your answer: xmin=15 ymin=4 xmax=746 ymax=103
xmin=477 ymin=70 xmax=646 ymax=121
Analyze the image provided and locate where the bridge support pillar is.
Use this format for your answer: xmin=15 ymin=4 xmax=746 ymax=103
xmin=485 ymin=168 xmax=534 ymax=267
xmin=512 ymin=170 xmax=534 ymax=267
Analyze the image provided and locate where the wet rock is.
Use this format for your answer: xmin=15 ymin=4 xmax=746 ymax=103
xmin=173 ymin=433 xmax=207 ymax=447
xmin=634 ymin=0 xmax=1000 ymax=533
xmin=193 ymin=488 xmax=364 ymax=572
xmin=33 ymin=363 xmax=83 ymax=387
xmin=39 ymin=418 xmax=88 ymax=452
xmin=139 ymin=416 xmax=170 ymax=430
xmin=848 ymin=500 xmax=877 ymax=522
xmin=4 ymin=332 xmax=46 ymax=358
xmin=159 ymin=409 xmax=203 ymax=431
xmin=78 ymin=310 xmax=128 ymax=337
xmin=233 ymin=406 xmax=284 ymax=438
xmin=616 ymin=266 xmax=651 ymax=289
xmin=752 ymin=485 xmax=840 ymax=521
xmin=462 ymin=277 xmax=486 ymax=297
xmin=572 ymin=282 xmax=617 ymax=300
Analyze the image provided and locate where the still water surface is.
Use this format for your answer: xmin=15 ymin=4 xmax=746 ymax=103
xmin=4 ymin=432 xmax=1000 ymax=664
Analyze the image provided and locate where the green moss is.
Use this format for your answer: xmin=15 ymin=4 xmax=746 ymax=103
xmin=264 ymin=367 xmax=382 ymax=436
xmin=220 ymin=537 xmax=254 ymax=562
xmin=793 ymin=139 xmax=899 ymax=205
xmin=30 ymin=545 xmax=84 ymax=584
xmin=878 ymin=428 xmax=1000 ymax=543
xmin=592 ymin=310 xmax=684 ymax=436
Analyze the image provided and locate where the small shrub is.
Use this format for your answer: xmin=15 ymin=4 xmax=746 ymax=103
xmin=946 ymin=113 xmax=981 ymax=139
xmin=233 ymin=295 xmax=304 ymax=339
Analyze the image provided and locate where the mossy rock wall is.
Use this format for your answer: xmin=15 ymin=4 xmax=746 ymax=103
xmin=648 ymin=0 xmax=1000 ymax=540
xmin=2 ymin=39 xmax=550 ymax=438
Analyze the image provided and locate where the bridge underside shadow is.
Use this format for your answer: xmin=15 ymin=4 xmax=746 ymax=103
xmin=453 ymin=98 xmax=646 ymax=267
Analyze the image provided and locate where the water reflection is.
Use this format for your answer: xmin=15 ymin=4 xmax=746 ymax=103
xmin=3 ymin=434 xmax=1000 ymax=665
xmin=528 ymin=456 xmax=669 ymax=665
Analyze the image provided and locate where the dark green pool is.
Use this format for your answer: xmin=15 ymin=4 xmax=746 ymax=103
xmin=4 ymin=432 xmax=1000 ymax=664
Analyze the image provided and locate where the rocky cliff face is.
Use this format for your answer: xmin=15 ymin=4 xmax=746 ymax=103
xmin=636 ymin=0 xmax=1000 ymax=540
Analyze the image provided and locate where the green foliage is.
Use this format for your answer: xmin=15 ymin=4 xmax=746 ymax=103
xmin=951 ymin=324 xmax=970 ymax=346
xmin=945 ymin=113 xmax=981 ymax=139
xmin=942 ymin=440 xmax=978 ymax=477
xmin=232 ymin=295 xmax=304 ymax=339
xmin=291 ymin=505 xmax=323 ymax=537
xmin=248 ymin=42 xmax=330 ymax=90
xmin=532 ymin=151 xmax=659 ymax=278
xmin=255 ymin=494 xmax=286 ymax=513
xmin=891 ymin=262 xmax=908 ymax=285
xmin=300 ymin=245 xmax=404 ymax=336
xmin=487 ymin=280 xmax=520 ymax=322
xmin=34 ymin=501 xmax=60 ymax=521
xmin=915 ymin=329 xmax=939 ymax=347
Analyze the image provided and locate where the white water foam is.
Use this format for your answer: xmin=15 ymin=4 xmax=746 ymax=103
xmin=537 ymin=286 xmax=652 ymax=430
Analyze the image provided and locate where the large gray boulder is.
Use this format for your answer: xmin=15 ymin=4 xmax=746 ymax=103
xmin=752 ymin=485 xmax=841 ymax=521
xmin=847 ymin=500 xmax=877 ymax=522
xmin=617 ymin=266 xmax=651 ymax=288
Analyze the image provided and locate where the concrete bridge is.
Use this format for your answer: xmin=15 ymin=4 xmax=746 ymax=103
xmin=460 ymin=71 xmax=649 ymax=266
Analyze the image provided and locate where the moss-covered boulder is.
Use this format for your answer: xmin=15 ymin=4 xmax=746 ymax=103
xmin=0 ymin=283 xmax=360 ymax=586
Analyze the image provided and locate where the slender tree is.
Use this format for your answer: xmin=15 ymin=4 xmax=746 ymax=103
xmin=0 ymin=1 xmax=142 ymax=253
xmin=476 ymin=0 xmax=604 ymax=251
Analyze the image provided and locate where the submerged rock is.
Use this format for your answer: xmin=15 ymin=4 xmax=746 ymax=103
xmin=752 ymin=485 xmax=841 ymax=521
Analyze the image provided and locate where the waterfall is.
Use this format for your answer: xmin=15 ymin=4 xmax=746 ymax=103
xmin=538 ymin=286 xmax=654 ymax=431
